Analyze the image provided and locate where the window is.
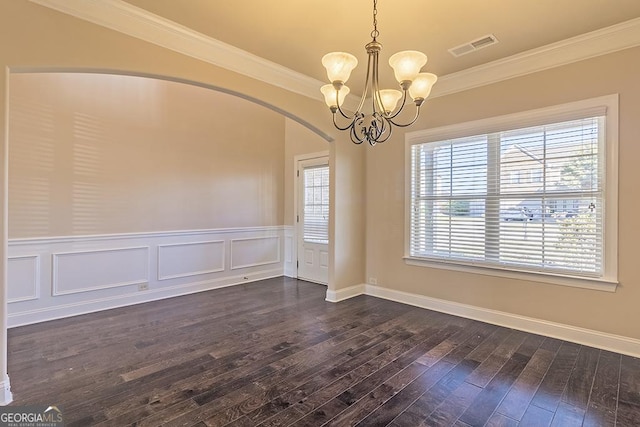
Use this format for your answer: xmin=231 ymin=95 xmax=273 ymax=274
xmin=303 ymin=164 xmax=329 ymax=244
xmin=406 ymin=96 xmax=618 ymax=289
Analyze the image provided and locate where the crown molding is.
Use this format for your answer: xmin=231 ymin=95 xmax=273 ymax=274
xmin=27 ymin=0 xmax=326 ymax=101
xmin=28 ymin=0 xmax=640 ymax=102
xmin=432 ymin=17 xmax=640 ymax=98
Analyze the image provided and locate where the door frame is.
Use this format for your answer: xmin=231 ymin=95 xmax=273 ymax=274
xmin=293 ymin=150 xmax=329 ymax=281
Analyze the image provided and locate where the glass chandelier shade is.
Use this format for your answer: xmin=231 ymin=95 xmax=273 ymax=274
xmin=320 ymin=0 xmax=437 ymax=146
xmin=320 ymin=84 xmax=350 ymax=109
xmin=378 ymin=89 xmax=402 ymax=113
xmin=408 ymin=72 xmax=438 ymax=102
xmin=388 ymin=51 xmax=427 ymax=84
xmin=321 ymin=52 xmax=358 ymax=84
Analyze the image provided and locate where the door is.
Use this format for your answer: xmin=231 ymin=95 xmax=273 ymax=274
xmin=297 ymin=157 xmax=329 ymax=284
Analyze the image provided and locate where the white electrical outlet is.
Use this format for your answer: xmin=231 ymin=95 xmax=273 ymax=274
xmin=138 ymin=283 xmax=149 ymax=291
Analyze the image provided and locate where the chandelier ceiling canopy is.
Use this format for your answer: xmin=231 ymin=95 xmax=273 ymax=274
xmin=321 ymin=0 xmax=438 ymax=146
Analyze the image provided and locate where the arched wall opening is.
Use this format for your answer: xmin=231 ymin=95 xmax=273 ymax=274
xmin=9 ymin=70 xmax=331 ymax=237
xmin=6 ymin=70 xmax=329 ymax=328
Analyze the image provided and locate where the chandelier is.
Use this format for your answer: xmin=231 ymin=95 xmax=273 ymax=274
xmin=320 ymin=0 xmax=438 ymax=146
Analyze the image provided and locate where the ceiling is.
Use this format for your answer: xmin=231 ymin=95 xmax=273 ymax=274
xmin=121 ymin=0 xmax=640 ymax=95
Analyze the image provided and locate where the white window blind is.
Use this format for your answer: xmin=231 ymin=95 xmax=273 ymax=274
xmin=303 ymin=165 xmax=329 ymax=244
xmin=410 ymin=116 xmax=605 ymax=278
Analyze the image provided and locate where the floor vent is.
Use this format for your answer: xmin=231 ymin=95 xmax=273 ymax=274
xmin=449 ymin=34 xmax=499 ymax=57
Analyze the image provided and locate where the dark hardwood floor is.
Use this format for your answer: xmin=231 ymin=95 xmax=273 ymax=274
xmin=7 ymin=277 xmax=640 ymax=426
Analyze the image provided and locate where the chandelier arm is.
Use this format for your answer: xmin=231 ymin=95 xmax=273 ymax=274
xmin=387 ymin=89 xmax=410 ymax=119
xmin=372 ymin=52 xmax=386 ymax=116
xmin=378 ymin=113 xmax=392 ymax=142
xmin=353 ymin=114 xmax=368 ymax=144
xmin=375 ymin=117 xmax=394 ymax=143
xmin=351 ymin=132 xmax=365 ymax=145
xmin=371 ymin=51 xmax=379 ymax=114
xmin=337 ymin=83 xmax=367 ymax=122
xmin=333 ymin=85 xmax=356 ymax=120
xmin=354 ymin=51 xmax=374 ymax=115
xmin=365 ymin=112 xmax=387 ymax=144
xmin=335 ymin=100 xmax=354 ymax=120
xmin=350 ymin=120 xmax=366 ymax=144
xmin=332 ymin=112 xmax=357 ymax=132
xmin=387 ymin=104 xmax=422 ymax=128
xmin=374 ymin=112 xmax=385 ymax=141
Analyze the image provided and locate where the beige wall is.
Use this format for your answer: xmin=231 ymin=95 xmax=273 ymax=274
xmin=366 ymin=46 xmax=640 ymax=339
xmin=330 ymin=135 xmax=366 ymax=291
xmin=283 ymin=118 xmax=329 ymax=226
xmin=9 ymin=72 xmax=285 ymax=237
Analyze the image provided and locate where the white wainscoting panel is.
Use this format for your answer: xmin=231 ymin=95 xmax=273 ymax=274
xmin=52 ymin=247 xmax=150 ymax=295
xmin=230 ymin=236 xmax=280 ymax=270
xmin=284 ymin=237 xmax=293 ymax=263
xmin=303 ymin=249 xmax=314 ymax=266
xmin=283 ymin=226 xmax=296 ymax=278
xmin=7 ymin=226 xmax=285 ymax=327
xmin=320 ymin=250 xmax=329 ymax=268
xmin=7 ymin=255 xmax=40 ymax=303
xmin=157 ymin=240 xmax=225 ymax=280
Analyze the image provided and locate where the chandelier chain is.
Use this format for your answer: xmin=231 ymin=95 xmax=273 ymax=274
xmin=371 ymin=0 xmax=379 ymax=40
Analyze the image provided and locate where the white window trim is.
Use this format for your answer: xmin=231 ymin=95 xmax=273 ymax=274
xmin=404 ymin=94 xmax=619 ymax=292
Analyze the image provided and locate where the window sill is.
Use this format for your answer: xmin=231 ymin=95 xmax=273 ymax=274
xmin=403 ymin=256 xmax=618 ymax=293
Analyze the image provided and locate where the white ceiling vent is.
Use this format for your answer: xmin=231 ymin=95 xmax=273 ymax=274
xmin=449 ymin=34 xmax=499 ymax=57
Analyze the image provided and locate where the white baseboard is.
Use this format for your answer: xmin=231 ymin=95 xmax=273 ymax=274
xmin=8 ymin=269 xmax=282 ymax=327
xmin=0 ymin=378 xmax=12 ymax=405
xmin=325 ymin=284 xmax=366 ymax=302
xmin=326 ymin=283 xmax=640 ymax=358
